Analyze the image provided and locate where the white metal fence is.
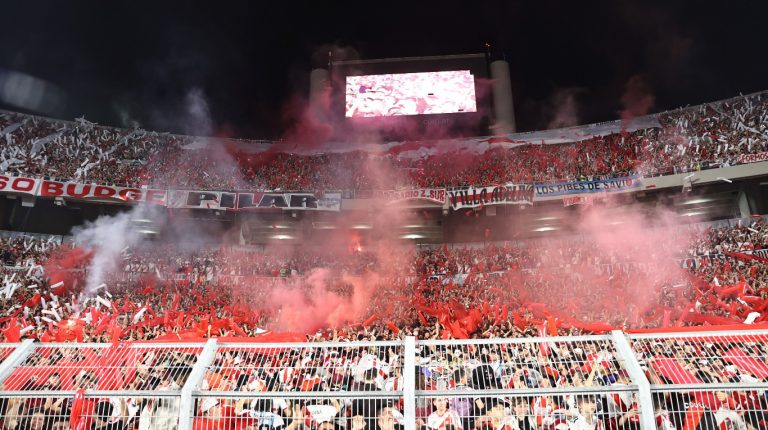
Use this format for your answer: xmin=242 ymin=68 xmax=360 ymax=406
xmin=0 ymin=329 xmax=766 ymax=429
xmin=628 ymin=330 xmax=768 ymax=430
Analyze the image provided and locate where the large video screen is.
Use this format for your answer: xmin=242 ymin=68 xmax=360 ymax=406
xmin=345 ymin=70 xmax=477 ymax=118
xmin=330 ymin=54 xmax=490 ymax=140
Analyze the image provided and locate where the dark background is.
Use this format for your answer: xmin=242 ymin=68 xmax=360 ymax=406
xmin=0 ymin=0 xmax=765 ymax=139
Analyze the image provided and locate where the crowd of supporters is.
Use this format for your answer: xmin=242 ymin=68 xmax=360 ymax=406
xmin=0 ymin=216 xmax=766 ymax=428
xmin=0 ymin=323 xmax=765 ymax=429
xmin=0 ymin=217 xmax=767 ymax=344
xmin=2 ymin=92 xmax=768 ymax=192
xmin=0 ymin=210 xmax=764 ymax=430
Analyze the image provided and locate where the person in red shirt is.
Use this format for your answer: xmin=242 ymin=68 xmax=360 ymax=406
xmin=193 ymin=398 xmax=238 ymax=430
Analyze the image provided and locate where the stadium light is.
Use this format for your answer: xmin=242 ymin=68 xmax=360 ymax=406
xmin=402 ymin=234 xmax=423 ymax=239
xmin=682 ymin=198 xmax=712 ymax=205
xmin=532 ymin=226 xmax=557 ymax=232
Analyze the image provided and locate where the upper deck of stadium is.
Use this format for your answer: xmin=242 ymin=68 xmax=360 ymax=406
xmin=0 ymin=90 xmax=766 ymax=195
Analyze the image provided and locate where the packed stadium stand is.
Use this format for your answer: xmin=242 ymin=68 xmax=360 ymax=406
xmin=0 ymin=91 xmax=766 ymax=191
xmin=1 ymin=91 xmax=768 ymax=429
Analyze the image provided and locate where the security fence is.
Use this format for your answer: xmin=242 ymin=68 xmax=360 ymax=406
xmin=628 ymin=330 xmax=768 ymax=430
xmin=0 ymin=329 xmax=765 ymax=429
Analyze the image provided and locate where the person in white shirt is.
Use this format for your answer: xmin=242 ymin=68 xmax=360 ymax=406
xmin=569 ymin=396 xmax=604 ymax=430
xmin=426 ymin=398 xmax=463 ymax=430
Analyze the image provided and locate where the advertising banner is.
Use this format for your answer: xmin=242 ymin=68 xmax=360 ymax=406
xmin=448 ymin=183 xmax=534 ymax=210
xmin=0 ymin=174 xmax=342 ymax=211
xmin=534 ymin=175 xmax=643 ymax=198
xmin=372 ymin=189 xmax=446 ymax=204
xmin=37 ymin=179 xmax=167 ymax=205
xmin=738 ymin=152 xmax=768 ymax=164
xmin=0 ymin=175 xmax=39 ymax=195
xmin=235 ymin=192 xmax=342 ymax=211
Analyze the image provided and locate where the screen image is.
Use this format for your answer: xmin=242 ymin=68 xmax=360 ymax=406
xmin=345 ymin=70 xmax=477 ymax=118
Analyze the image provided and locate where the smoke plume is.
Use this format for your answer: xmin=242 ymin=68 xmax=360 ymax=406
xmin=620 ymin=75 xmax=655 ymax=129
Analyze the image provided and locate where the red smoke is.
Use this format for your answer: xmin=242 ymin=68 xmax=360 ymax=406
xmin=43 ymin=246 xmax=92 ymax=296
xmin=620 ymin=75 xmax=655 ymax=129
xmin=500 ymin=201 xmax=694 ymax=330
xmin=263 ymin=269 xmax=379 ymax=333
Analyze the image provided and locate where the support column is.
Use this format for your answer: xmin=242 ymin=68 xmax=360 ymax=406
xmin=403 ymin=336 xmax=416 ymax=430
xmin=490 ymin=60 xmax=516 ymax=134
xmin=611 ymin=330 xmax=656 ymax=430
xmin=178 ymin=339 xmax=218 ymax=430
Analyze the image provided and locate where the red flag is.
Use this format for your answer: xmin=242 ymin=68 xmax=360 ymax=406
xmin=417 ymin=311 xmax=428 ymax=326
xmin=362 ymin=313 xmax=379 ymax=327
xmin=229 ymin=319 xmax=247 ymax=337
xmin=537 ymin=322 xmax=550 ymax=356
xmin=23 ymin=293 xmax=42 ymax=309
xmin=512 ymin=311 xmax=526 ymax=330
xmin=546 ymin=316 xmax=558 ymax=336
xmin=448 ymin=321 xmax=469 ymax=339
xmin=196 ymin=316 xmax=210 ymax=337
xmin=108 ymin=319 xmax=123 ymax=341
xmin=386 ymin=321 xmax=400 ymax=334
xmin=90 ymin=307 xmax=101 ymax=326
xmin=171 ymin=293 xmax=181 ymax=310
xmin=70 ymin=388 xmax=86 ymax=429
xmin=662 ymin=309 xmax=672 ymax=327
xmin=2 ymin=319 xmax=21 ymax=342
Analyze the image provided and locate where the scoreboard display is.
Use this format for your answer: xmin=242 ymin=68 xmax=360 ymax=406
xmin=331 ymin=54 xmax=490 ymax=140
xmin=345 ymin=70 xmax=477 ymax=118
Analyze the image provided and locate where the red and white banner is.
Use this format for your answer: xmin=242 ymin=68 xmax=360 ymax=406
xmin=38 ymin=179 xmax=167 ymax=205
xmin=562 ymin=196 xmax=595 ymax=207
xmin=0 ymin=175 xmax=39 ymax=195
xmin=448 ymin=183 xmax=534 ymax=210
xmin=738 ymin=151 xmax=768 ymax=164
xmin=0 ymin=175 xmax=342 ymax=211
xmin=372 ymin=188 xmax=446 ymax=204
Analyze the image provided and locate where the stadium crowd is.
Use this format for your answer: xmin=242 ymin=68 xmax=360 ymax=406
xmin=3 ymin=86 xmax=768 ymax=428
xmin=0 ymin=217 xmax=767 ymax=428
xmin=0 ymin=218 xmax=766 ymax=343
xmin=1 ymin=92 xmax=768 ymax=192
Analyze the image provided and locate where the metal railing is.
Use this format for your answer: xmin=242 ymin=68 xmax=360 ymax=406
xmin=0 ymin=329 xmax=766 ymax=429
xmin=627 ymin=330 xmax=768 ymax=430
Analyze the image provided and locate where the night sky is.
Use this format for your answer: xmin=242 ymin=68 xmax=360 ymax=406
xmin=1 ymin=0 xmax=766 ymax=139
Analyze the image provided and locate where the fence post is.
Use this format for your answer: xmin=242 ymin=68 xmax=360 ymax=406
xmin=403 ymin=336 xmax=417 ymax=430
xmin=0 ymin=340 xmax=36 ymax=386
xmin=178 ymin=339 xmax=218 ymax=430
xmin=611 ymin=330 xmax=656 ymax=430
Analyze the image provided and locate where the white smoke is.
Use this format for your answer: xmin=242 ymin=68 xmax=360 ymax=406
xmin=546 ymin=88 xmax=582 ymax=129
xmin=182 ymin=88 xmax=213 ymax=136
xmin=71 ymin=204 xmax=160 ymax=298
xmin=70 ymin=88 xmax=224 ymax=301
